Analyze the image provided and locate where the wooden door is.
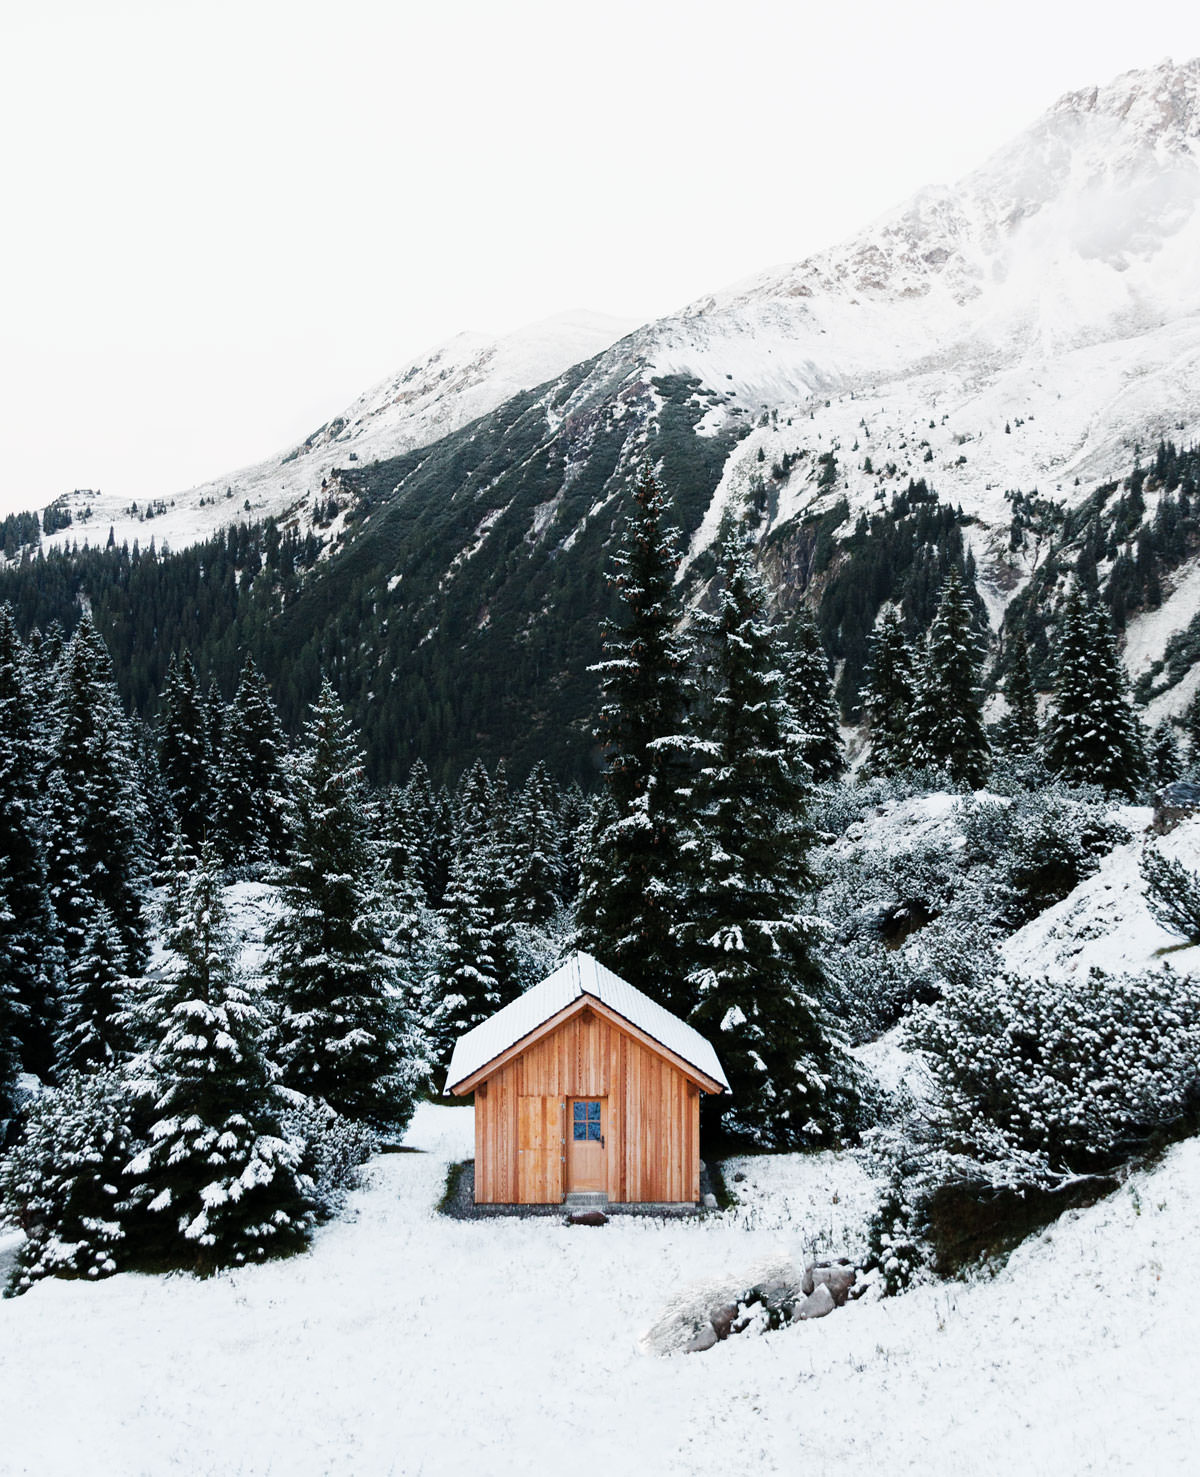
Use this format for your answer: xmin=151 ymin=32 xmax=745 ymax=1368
xmin=566 ymin=1097 xmax=607 ymax=1192
xmin=518 ymin=1095 xmax=564 ymax=1203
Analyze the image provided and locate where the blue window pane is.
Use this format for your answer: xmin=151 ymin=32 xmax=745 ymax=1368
xmin=586 ymin=1102 xmax=600 ymax=1122
xmin=573 ymin=1120 xmax=587 ymax=1141
xmin=588 ymin=1121 xmax=602 ymax=1141
xmin=573 ymin=1103 xmax=586 ymax=1122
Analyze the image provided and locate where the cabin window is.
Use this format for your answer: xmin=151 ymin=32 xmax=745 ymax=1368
xmin=572 ymin=1100 xmax=602 ymax=1141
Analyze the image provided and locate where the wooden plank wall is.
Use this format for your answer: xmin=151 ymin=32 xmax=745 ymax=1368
xmin=474 ymin=1008 xmax=701 ymax=1204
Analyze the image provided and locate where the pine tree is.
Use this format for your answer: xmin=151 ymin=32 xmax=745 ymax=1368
xmin=405 ymin=760 xmax=454 ymax=908
xmin=910 ymin=569 xmax=991 ymax=787
xmin=574 ymin=468 xmax=695 ymax=1010
xmin=157 ymin=651 xmax=209 ymax=846
xmin=55 ymin=903 xmax=134 ymax=1075
xmin=44 ymin=615 xmax=148 ymax=975
xmin=1149 ymin=721 xmax=1184 ymax=789
xmin=0 ymin=866 xmax=21 ymax=1122
xmin=1001 ymin=624 xmax=1040 ymax=752
xmin=863 ymin=607 xmax=919 ymax=775
xmin=268 ymin=681 xmax=422 ymax=1133
xmin=0 ymin=605 xmax=62 ymax=1079
xmin=513 ymin=761 xmax=566 ymax=924
xmin=682 ymin=527 xmax=851 ymax=1148
xmin=1182 ymin=687 xmax=1200 ymax=765
xmin=428 ymin=850 xmax=502 ymax=1071
xmin=1043 ymin=588 xmax=1146 ymax=797
xmin=783 ymin=608 xmax=845 ymax=782
xmin=211 ymin=656 xmax=289 ymax=866
xmin=130 ymin=844 xmax=312 ymax=1272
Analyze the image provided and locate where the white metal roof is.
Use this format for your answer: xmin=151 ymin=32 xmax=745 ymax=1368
xmin=443 ymin=951 xmax=729 ymax=1094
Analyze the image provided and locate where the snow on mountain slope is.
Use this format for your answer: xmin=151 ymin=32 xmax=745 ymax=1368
xmin=40 ymin=310 xmax=637 ymax=556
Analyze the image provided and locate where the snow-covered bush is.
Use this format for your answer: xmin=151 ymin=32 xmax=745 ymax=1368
xmin=906 ymin=964 xmax=1200 ymax=1181
xmin=1141 ymin=847 xmax=1200 ymax=943
xmin=279 ymin=1098 xmax=377 ymax=1218
xmin=957 ymin=786 xmax=1128 ymax=928
xmin=0 ymin=1070 xmax=141 ymax=1295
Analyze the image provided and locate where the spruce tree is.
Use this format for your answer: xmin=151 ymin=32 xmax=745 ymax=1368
xmin=0 ymin=867 xmax=21 ymax=1122
xmin=513 ymin=762 xmax=566 ymax=924
xmin=574 ymin=468 xmax=694 ymax=1010
xmin=268 ymin=681 xmax=422 ymax=1133
xmin=1000 ymin=624 xmax=1039 ymax=752
xmin=1043 ymin=588 xmax=1146 ymax=798
xmin=211 ymin=656 xmax=289 ymax=866
xmin=157 ymin=651 xmax=209 ymax=846
xmin=55 ymin=903 xmax=134 ymax=1075
xmin=0 ymin=605 xmax=61 ymax=1079
xmin=683 ymin=527 xmax=850 ymax=1148
xmin=783 ymin=608 xmax=845 ymax=782
xmin=131 ymin=844 xmax=312 ymax=1272
xmin=428 ymin=850 xmax=502 ymax=1071
xmin=1149 ymin=721 xmax=1184 ymax=789
xmin=911 ymin=569 xmax=991 ymax=786
xmin=45 ymin=614 xmax=147 ymax=975
xmin=863 ymin=607 xmax=919 ymax=775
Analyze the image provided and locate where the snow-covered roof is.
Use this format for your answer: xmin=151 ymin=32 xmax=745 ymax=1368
xmin=444 ymin=952 xmax=729 ymax=1094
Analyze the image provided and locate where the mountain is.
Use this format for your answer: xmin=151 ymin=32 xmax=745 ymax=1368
xmin=38 ymin=310 xmax=638 ymax=556
xmin=12 ymin=58 xmax=1200 ymax=780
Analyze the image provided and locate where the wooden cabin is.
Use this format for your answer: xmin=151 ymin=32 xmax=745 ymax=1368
xmin=444 ymin=952 xmax=728 ymax=1205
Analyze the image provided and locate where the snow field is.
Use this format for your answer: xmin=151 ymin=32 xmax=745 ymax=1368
xmin=2 ymin=1098 xmax=1198 ymax=1475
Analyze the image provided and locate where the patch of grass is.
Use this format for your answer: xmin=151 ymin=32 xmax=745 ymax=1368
xmin=705 ymin=1159 xmax=736 ymax=1211
xmin=436 ymin=1160 xmax=471 ymax=1217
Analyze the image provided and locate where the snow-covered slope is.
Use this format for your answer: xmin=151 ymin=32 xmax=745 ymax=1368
xmin=40 ymin=310 xmax=637 ymax=555
xmin=2 ymin=1101 xmax=1196 ymax=1475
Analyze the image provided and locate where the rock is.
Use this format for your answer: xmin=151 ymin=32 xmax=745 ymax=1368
xmin=710 ymin=1303 xmax=739 ymax=1341
xmin=702 ymin=1192 xmax=718 ymax=1209
xmin=684 ymin=1324 xmax=718 ymax=1353
xmin=796 ymin=1284 xmax=836 ymax=1320
xmin=733 ymin=1171 xmax=746 ymax=1183
xmin=810 ymin=1265 xmax=856 ymax=1307
xmin=567 ymin=1210 xmax=608 ymax=1227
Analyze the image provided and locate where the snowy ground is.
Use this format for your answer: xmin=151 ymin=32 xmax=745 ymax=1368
xmin=2 ymin=1099 xmax=1197 ymax=1475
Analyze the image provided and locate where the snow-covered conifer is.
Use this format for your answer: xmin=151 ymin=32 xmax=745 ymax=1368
xmin=428 ymin=850 xmax=502 ymax=1070
xmin=268 ymin=681 xmax=421 ymax=1133
xmin=132 ymin=844 xmax=312 ymax=1272
xmin=1043 ymin=588 xmax=1145 ymax=797
xmin=911 ymin=570 xmax=990 ymax=787
xmin=683 ymin=526 xmax=853 ymax=1148
xmin=211 ymin=656 xmax=289 ymax=866
xmin=0 ymin=1069 xmax=140 ymax=1293
xmin=574 ymin=467 xmax=695 ymax=1007
xmin=783 ymin=608 xmax=845 ymax=782
xmin=1148 ymin=721 xmax=1184 ymax=789
xmin=863 ymin=607 xmax=919 ymax=775
xmin=157 ymin=651 xmax=209 ymax=846
xmin=513 ymin=761 xmax=566 ymax=923
xmin=55 ymin=903 xmax=134 ymax=1074
xmin=1001 ymin=624 xmax=1040 ymax=753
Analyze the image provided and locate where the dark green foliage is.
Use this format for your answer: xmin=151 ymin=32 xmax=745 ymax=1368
xmin=269 ymin=681 xmax=423 ymax=1133
xmin=1000 ymin=625 xmax=1039 ymax=753
xmin=0 ymin=1070 xmax=140 ymax=1294
xmin=574 ymin=469 xmax=695 ymax=1012
xmin=1043 ymin=588 xmax=1145 ymax=797
xmin=863 ymin=609 xmax=919 ymax=775
xmin=428 ymin=851 xmax=502 ymax=1073
xmin=911 ymin=570 xmax=990 ymax=787
xmin=0 ymin=606 xmax=61 ymax=1079
xmin=44 ymin=615 xmax=148 ymax=975
xmin=210 ymin=655 xmax=290 ymax=866
xmin=1141 ymin=847 xmax=1200 ymax=943
xmin=1148 ymin=721 xmax=1184 ymax=788
xmin=683 ymin=527 xmax=852 ymax=1149
xmin=55 ymin=904 xmax=133 ymax=1074
xmin=782 ymin=609 xmax=845 ymax=782
xmin=132 ymin=844 xmax=313 ymax=1272
xmin=157 ymin=651 xmax=209 ymax=846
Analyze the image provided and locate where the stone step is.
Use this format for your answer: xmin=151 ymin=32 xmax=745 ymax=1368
xmin=563 ymin=1191 xmax=609 ymax=1210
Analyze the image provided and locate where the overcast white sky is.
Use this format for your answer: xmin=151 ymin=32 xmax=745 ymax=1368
xmin=0 ymin=0 xmax=1196 ymax=516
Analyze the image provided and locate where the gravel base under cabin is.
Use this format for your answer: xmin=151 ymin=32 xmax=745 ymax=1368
xmin=439 ymin=1159 xmax=718 ymax=1219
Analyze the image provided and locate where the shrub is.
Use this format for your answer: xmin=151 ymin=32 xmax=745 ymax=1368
xmin=279 ymin=1098 xmax=377 ymax=1218
xmin=1141 ymin=847 xmax=1200 ymax=943
xmin=0 ymin=1070 xmax=141 ymax=1295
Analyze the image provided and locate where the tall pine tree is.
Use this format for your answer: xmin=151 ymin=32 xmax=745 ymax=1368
xmin=910 ymin=569 xmax=991 ymax=787
xmin=1043 ymin=587 xmax=1145 ymax=797
xmin=574 ymin=468 xmax=695 ymax=1012
xmin=783 ymin=608 xmax=845 ymax=783
xmin=131 ymin=843 xmax=312 ymax=1272
xmin=863 ymin=607 xmax=920 ymax=775
xmin=682 ymin=527 xmax=851 ymax=1148
xmin=268 ymin=681 xmax=423 ymax=1133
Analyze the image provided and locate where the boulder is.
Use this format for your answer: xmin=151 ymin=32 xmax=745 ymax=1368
xmin=567 ymin=1210 xmax=608 ymax=1227
xmin=702 ymin=1192 xmax=718 ymax=1209
xmin=796 ymin=1284 xmax=836 ymax=1320
xmin=809 ymin=1265 xmax=856 ymax=1307
xmin=684 ymin=1325 xmax=719 ymax=1353
xmin=733 ymin=1171 xmax=746 ymax=1183
xmin=710 ymin=1303 xmax=739 ymax=1341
